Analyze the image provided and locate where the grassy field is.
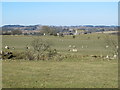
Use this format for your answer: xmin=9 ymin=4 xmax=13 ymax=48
xmin=2 ymin=33 xmax=118 ymax=88
xmin=2 ymin=33 xmax=118 ymax=56
xmin=2 ymin=60 xmax=118 ymax=88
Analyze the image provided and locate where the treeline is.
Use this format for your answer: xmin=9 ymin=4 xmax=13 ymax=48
xmin=1 ymin=30 xmax=22 ymax=35
xmin=0 ymin=25 xmax=118 ymax=35
xmin=1 ymin=26 xmax=64 ymax=36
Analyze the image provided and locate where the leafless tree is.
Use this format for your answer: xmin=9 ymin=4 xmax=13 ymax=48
xmin=31 ymin=38 xmax=50 ymax=60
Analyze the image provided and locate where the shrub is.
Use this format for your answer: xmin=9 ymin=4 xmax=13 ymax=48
xmin=47 ymin=49 xmax=57 ymax=59
xmin=24 ymin=50 xmax=35 ymax=60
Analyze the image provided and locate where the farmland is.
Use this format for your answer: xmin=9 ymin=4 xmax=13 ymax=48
xmin=2 ymin=33 xmax=118 ymax=88
xmin=2 ymin=33 xmax=118 ymax=55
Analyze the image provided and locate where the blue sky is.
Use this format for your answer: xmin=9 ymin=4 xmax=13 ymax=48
xmin=2 ymin=2 xmax=118 ymax=26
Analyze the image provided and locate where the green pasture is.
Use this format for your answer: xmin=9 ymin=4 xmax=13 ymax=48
xmin=2 ymin=33 xmax=118 ymax=56
xmin=2 ymin=60 xmax=118 ymax=88
xmin=2 ymin=33 xmax=118 ymax=88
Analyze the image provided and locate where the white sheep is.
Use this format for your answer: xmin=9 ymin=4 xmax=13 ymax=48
xmin=5 ymin=46 xmax=9 ymax=49
xmin=113 ymin=55 xmax=117 ymax=58
xmin=57 ymin=33 xmax=59 ymax=36
xmin=116 ymin=46 xmax=118 ymax=49
xmin=106 ymin=55 xmax=109 ymax=59
xmin=106 ymin=45 xmax=109 ymax=48
xmin=0 ymin=51 xmax=3 ymax=54
xmin=72 ymin=49 xmax=78 ymax=52
xmin=26 ymin=46 xmax=30 ymax=49
xmin=43 ymin=33 xmax=46 ymax=36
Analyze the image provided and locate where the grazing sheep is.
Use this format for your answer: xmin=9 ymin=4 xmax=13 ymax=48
xmin=43 ymin=33 xmax=46 ymax=36
xmin=116 ymin=46 xmax=118 ymax=49
xmin=26 ymin=46 xmax=30 ymax=49
xmin=5 ymin=46 xmax=9 ymax=49
xmin=72 ymin=48 xmax=78 ymax=52
xmin=0 ymin=51 xmax=3 ymax=55
xmin=106 ymin=55 xmax=109 ymax=59
xmin=106 ymin=45 xmax=109 ymax=48
xmin=68 ymin=49 xmax=72 ymax=52
xmin=57 ymin=33 xmax=59 ymax=36
xmin=113 ymin=55 xmax=117 ymax=58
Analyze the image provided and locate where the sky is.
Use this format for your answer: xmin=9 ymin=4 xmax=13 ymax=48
xmin=2 ymin=2 xmax=118 ymax=26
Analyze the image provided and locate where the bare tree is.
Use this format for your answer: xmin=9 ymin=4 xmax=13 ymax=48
xmin=31 ymin=38 xmax=50 ymax=60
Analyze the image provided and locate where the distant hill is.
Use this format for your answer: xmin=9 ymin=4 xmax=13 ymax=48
xmin=1 ymin=24 xmax=118 ymax=33
xmin=2 ymin=25 xmax=41 ymax=31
